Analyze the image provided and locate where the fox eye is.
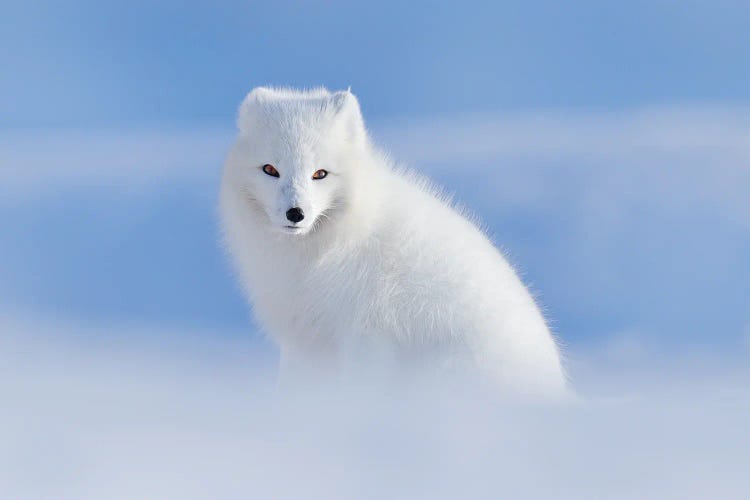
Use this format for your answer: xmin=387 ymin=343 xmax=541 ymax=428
xmin=312 ymin=169 xmax=328 ymax=180
xmin=262 ymin=164 xmax=279 ymax=178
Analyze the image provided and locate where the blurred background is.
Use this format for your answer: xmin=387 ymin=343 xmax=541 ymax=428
xmin=2 ymin=1 xmax=750 ymax=498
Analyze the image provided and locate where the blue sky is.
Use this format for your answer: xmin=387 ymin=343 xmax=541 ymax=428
xmin=4 ymin=1 xmax=750 ymax=127
xmin=2 ymin=0 xmax=750 ymax=352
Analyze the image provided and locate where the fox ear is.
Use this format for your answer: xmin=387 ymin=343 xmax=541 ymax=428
xmin=330 ymin=89 xmax=366 ymax=144
xmin=237 ymin=87 xmax=275 ymax=133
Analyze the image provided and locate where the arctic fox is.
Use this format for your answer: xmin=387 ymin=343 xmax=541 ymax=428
xmin=220 ymin=87 xmax=567 ymax=397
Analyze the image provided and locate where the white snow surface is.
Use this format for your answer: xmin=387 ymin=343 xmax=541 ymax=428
xmin=2 ymin=317 xmax=748 ymax=500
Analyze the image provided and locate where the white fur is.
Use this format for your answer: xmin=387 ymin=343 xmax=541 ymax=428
xmin=220 ymin=87 xmax=567 ymax=397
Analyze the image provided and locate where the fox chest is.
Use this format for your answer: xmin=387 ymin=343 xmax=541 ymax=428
xmin=249 ymin=252 xmax=378 ymax=338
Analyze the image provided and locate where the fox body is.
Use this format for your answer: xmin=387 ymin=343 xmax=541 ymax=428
xmin=220 ymin=87 xmax=566 ymax=396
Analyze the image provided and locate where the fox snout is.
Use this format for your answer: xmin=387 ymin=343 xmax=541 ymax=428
xmin=286 ymin=207 xmax=304 ymax=223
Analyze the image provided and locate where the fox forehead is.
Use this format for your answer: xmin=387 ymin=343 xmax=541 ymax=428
xmin=241 ymin=108 xmax=337 ymax=168
xmin=241 ymin=123 xmax=329 ymax=176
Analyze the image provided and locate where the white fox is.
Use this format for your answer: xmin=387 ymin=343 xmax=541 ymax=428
xmin=220 ymin=87 xmax=567 ymax=397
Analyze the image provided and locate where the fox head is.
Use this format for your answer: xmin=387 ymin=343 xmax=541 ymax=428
xmin=224 ymin=87 xmax=368 ymax=236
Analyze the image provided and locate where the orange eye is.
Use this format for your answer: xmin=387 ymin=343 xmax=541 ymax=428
xmin=262 ymin=164 xmax=279 ymax=177
xmin=312 ymin=169 xmax=328 ymax=180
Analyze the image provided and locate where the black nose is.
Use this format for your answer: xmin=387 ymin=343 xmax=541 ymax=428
xmin=286 ymin=207 xmax=305 ymax=223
